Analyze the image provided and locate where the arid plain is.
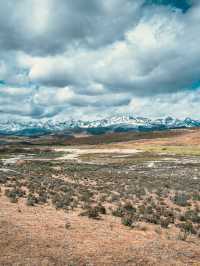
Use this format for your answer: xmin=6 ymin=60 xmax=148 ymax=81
xmin=1 ymin=128 xmax=200 ymax=265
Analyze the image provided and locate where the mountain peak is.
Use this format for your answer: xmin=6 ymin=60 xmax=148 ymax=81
xmin=0 ymin=115 xmax=199 ymax=136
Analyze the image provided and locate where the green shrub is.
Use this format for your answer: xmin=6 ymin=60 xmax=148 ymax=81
xmin=192 ymin=192 xmax=200 ymax=201
xmin=80 ymin=206 xmax=100 ymax=219
xmin=173 ymin=193 xmax=189 ymax=207
xmin=10 ymin=196 xmax=18 ymax=203
xmin=179 ymin=221 xmax=196 ymax=235
xmin=26 ymin=193 xmax=38 ymax=206
xmin=5 ymin=187 xmax=25 ymax=198
xmin=112 ymin=206 xmax=124 ymax=217
xmin=80 ymin=190 xmax=93 ymax=202
xmin=38 ymin=193 xmax=48 ymax=204
xmin=123 ymin=202 xmax=136 ymax=214
xmin=87 ymin=207 xmax=100 ymax=219
xmin=5 ymin=187 xmax=25 ymax=203
xmin=121 ymin=215 xmax=133 ymax=227
xmin=184 ymin=210 xmax=200 ymax=224
xmin=144 ymin=214 xmax=160 ymax=224
xmin=52 ymin=193 xmax=72 ymax=210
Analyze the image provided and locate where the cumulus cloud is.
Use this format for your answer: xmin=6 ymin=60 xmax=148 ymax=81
xmin=0 ymin=0 xmax=200 ymax=120
xmin=0 ymin=0 xmax=143 ymax=55
xmin=129 ymin=88 xmax=200 ymax=119
xmin=24 ymin=4 xmax=200 ymax=95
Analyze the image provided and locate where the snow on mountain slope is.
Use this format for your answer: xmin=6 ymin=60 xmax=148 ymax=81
xmin=0 ymin=115 xmax=199 ymax=136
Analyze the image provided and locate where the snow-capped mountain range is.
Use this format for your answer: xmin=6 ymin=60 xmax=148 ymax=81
xmin=0 ymin=115 xmax=200 ymax=136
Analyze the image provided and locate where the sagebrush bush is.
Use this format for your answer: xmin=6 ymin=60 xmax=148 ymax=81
xmin=184 ymin=210 xmax=200 ymax=224
xmin=26 ymin=193 xmax=38 ymax=206
xmin=123 ymin=202 xmax=136 ymax=214
xmin=96 ymin=204 xmax=106 ymax=215
xmin=112 ymin=206 xmax=124 ymax=217
xmin=121 ymin=214 xmax=133 ymax=227
xmin=80 ymin=206 xmax=100 ymax=219
xmin=178 ymin=221 xmax=196 ymax=235
xmin=173 ymin=193 xmax=189 ymax=207
xmin=160 ymin=217 xmax=171 ymax=228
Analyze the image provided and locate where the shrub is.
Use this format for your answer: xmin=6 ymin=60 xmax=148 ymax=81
xmin=80 ymin=206 xmax=100 ymax=219
xmin=112 ymin=203 xmax=136 ymax=218
xmin=123 ymin=202 xmax=136 ymax=214
xmin=52 ymin=193 xmax=72 ymax=210
xmin=121 ymin=215 xmax=133 ymax=227
xmin=110 ymin=193 xmax=120 ymax=202
xmin=192 ymin=192 xmax=200 ymax=201
xmin=26 ymin=193 xmax=38 ymax=206
xmin=5 ymin=187 xmax=25 ymax=203
xmin=145 ymin=205 xmax=154 ymax=215
xmin=184 ymin=210 xmax=200 ymax=224
xmin=0 ymin=175 xmax=7 ymax=184
xmin=96 ymin=204 xmax=106 ymax=215
xmin=173 ymin=193 xmax=189 ymax=207
xmin=65 ymin=221 xmax=71 ymax=229
xmin=112 ymin=206 xmax=124 ymax=217
xmin=160 ymin=217 xmax=171 ymax=228
xmin=5 ymin=187 xmax=25 ymax=198
xmin=144 ymin=214 xmax=160 ymax=224
xmin=87 ymin=207 xmax=100 ymax=219
xmin=179 ymin=221 xmax=196 ymax=235
xmin=80 ymin=190 xmax=93 ymax=202
xmin=38 ymin=192 xmax=48 ymax=204
xmin=179 ymin=215 xmax=187 ymax=222
xmin=10 ymin=196 xmax=18 ymax=203
xmin=138 ymin=204 xmax=146 ymax=214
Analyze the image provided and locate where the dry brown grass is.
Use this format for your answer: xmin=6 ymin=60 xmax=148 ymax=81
xmin=1 ymin=195 xmax=200 ymax=266
xmin=1 ymin=128 xmax=200 ymax=265
xmin=113 ymin=128 xmax=200 ymax=148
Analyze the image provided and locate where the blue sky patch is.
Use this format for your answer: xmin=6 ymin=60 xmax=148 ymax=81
xmin=145 ymin=0 xmax=192 ymax=12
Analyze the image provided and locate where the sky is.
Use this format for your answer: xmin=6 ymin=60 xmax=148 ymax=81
xmin=0 ymin=0 xmax=200 ymax=121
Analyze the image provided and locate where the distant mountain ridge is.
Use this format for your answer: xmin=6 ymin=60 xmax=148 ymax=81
xmin=0 ymin=115 xmax=200 ymax=136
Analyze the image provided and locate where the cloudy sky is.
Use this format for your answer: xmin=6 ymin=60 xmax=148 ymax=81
xmin=0 ymin=0 xmax=200 ymax=121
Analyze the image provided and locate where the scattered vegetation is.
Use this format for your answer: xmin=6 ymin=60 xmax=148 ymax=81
xmin=1 ymin=132 xmax=200 ymax=242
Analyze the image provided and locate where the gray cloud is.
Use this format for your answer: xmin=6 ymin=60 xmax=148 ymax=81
xmin=24 ymin=4 xmax=200 ymax=97
xmin=0 ymin=0 xmax=143 ymax=56
xmin=0 ymin=0 xmax=200 ymax=120
xmin=129 ymin=88 xmax=200 ymax=119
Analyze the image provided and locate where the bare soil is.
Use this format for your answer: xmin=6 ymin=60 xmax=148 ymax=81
xmin=1 ymin=195 xmax=200 ymax=266
xmin=1 ymin=128 xmax=200 ymax=266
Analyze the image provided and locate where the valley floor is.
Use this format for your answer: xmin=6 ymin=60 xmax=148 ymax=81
xmin=1 ymin=128 xmax=200 ymax=265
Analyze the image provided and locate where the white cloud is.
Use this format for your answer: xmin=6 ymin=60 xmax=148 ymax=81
xmin=22 ymin=4 xmax=200 ymax=98
xmin=0 ymin=1 xmax=200 ymax=120
xmin=129 ymin=89 xmax=200 ymax=119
